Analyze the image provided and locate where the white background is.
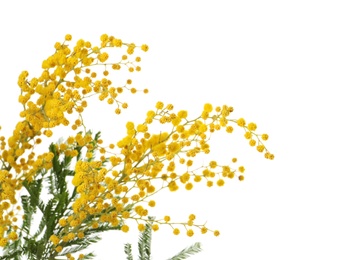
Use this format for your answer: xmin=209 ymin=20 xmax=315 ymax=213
xmin=1 ymin=1 xmax=339 ymax=259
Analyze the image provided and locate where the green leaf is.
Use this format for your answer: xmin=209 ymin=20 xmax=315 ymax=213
xmin=138 ymin=220 xmax=153 ymax=260
xmin=167 ymin=242 xmax=203 ymax=260
xmin=124 ymin=243 xmax=134 ymax=260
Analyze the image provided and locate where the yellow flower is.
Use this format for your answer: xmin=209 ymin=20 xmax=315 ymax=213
xmin=237 ymin=118 xmax=246 ymax=127
xmin=141 ymin=44 xmax=149 ymax=52
xmin=148 ymin=200 xmax=155 ymax=207
xmin=247 ymin=122 xmax=257 ymax=131
xmin=256 ymin=145 xmax=265 ymax=152
xmin=44 ymin=129 xmax=53 ymax=137
xmin=201 ymin=227 xmax=208 ymax=234
xmin=168 ymin=181 xmax=179 ymax=192
xmin=49 ymin=234 xmax=60 ymax=246
xmin=186 ymin=229 xmax=194 ymax=237
xmin=138 ymin=224 xmax=145 ymax=231
xmin=100 ymin=33 xmax=108 ymax=42
xmin=249 ymin=139 xmax=256 ymax=146
xmin=155 ymin=101 xmax=164 ymax=109
xmin=8 ymin=231 xmax=18 ymax=241
xmin=152 ymin=224 xmax=159 ymax=231
xmin=121 ymin=225 xmax=129 ymax=233
xmin=216 ymin=179 xmax=225 ymax=186
xmin=244 ymin=131 xmax=252 ymax=139
xmin=209 ymin=160 xmax=217 ymax=168
xmin=126 ymin=121 xmax=135 ymax=130
xmin=65 ymin=34 xmax=72 ymax=41
xmin=185 ymin=183 xmax=193 ymax=190
xmin=203 ymin=103 xmax=213 ymax=113
xmin=194 ymin=175 xmax=202 ymax=182
xmin=137 ymin=124 xmax=148 ymax=132
xmin=177 ymin=110 xmax=188 ymax=118
xmin=68 ymin=232 xmax=76 ymax=240
xmin=77 ymin=232 xmax=85 ymax=239
xmin=206 ymin=180 xmax=213 ymax=187
xmin=226 ymin=126 xmax=233 ymax=133
xmin=214 ymin=230 xmax=220 ymax=236
xmin=173 ymin=228 xmax=180 ymax=235
xmin=262 ymin=134 xmax=269 ymax=141
xmin=188 ymin=214 xmax=196 ymax=221
xmin=0 ymin=238 xmax=7 ymax=247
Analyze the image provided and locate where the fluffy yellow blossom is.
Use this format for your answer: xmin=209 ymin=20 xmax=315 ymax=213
xmin=262 ymin=134 xmax=269 ymax=140
xmin=203 ymin=103 xmax=213 ymax=113
xmin=173 ymin=228 xmax=180 ymax=235
xmin=121 ymin=225 xmax=129 ymax=233
xmin=141 ymin=44 xmax=149 ymax=52
xmin=187 ymin=229 xmax=194 ymax=237
xmin=0 ymin=33 xmax=274 ymax=258
xmin=237 ymin=118 xmax=246 ymax=127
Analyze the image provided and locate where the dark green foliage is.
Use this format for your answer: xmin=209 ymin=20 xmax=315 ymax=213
xmin=124 ymin=243 xmax=133 ymax=260
xmin=167 ymin=242 xmax=202 ymax=260
xmin=137 ymin=218 xmax=153 ymax=260
xmin=124 ymin=217 xmax=202 ymax=260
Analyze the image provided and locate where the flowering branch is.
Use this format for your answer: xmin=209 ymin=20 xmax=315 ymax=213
xmin=0 ymin=34 xmax=274 ymax=259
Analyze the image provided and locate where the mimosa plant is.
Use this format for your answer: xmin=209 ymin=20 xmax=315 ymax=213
xmin=0 ymin=34 xmax=274 ymax=259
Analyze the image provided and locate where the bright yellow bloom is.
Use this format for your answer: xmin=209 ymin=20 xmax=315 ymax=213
xmin=256 ymin=145 xmax=265 ymax=152
xmin=138 ymin=224 xmax=145 ymax=231
xmin=0 ymin=238 xmax=7 ymax=247
xmin=226 ymin=126 xmax=233 ymax=133
xmin=141 ymin=44 xmax=149 ymax=52
xmin=185 ymin=183 xmax=193 ymax=190
xmin=8 ymin=231 xmax=18 ymax=241
xmin=49 ymin=234 xmax=60 ymax=246
xmin=203 ymin=103 xmax=213 ymax=113
xmin=247 ymin=122 xmax=257 ymax=131
xmin=201 ymin=227 xmax=208 ymax=234
xmin=237 ymin=118 xmax=246 ymax=127
xmin=65 ymin=34 xmax=72 ymax=41
xmin=244 ymin=131 xmax=252 ymax=139
xmin=262 ymin=134 xmax=269 ymax=140
xmin=0 ymin=34 xmax=274 ymax=252
xmin=173 ymin=228 xmax=180 ymax=235
xmin=121 ymin=225 xmax=129 ymax=233
xmin=249 ymin=139 xmax=256 ymax=146
xmin=152 ymin=224 xmax=159 ymax=231
xmin=155 ymin=101 xmax=164 ymax=109
xmin=217 ymin=179 xmax=225 ymax=186
xmin=188 ymin=214 xmax=196 ymax=221
xmin=214 ymin=230 xmax=220 ymax=236
xmin=186 ymin=229 xmax=194 ymax=237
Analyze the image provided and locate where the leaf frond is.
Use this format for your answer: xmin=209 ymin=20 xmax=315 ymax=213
xmin=167 ymin=242 xmax=203 ymax=260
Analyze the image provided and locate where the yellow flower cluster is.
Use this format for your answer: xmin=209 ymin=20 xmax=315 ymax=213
xmin=0 ymin=34 xmax=148 ymax=247
xmin=0 ymin=34 xmax=274 ymax=254
xmin=47 ymin=101 xmax=273 ymax=247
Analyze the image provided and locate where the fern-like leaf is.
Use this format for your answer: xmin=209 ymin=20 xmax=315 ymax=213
xmin=138 ymin=220 xmax=153 ymax=260
xmin=124 ymin=243 xmax=134 ymax=260
xmin=167 ymin=242 xmax=202 ymax=260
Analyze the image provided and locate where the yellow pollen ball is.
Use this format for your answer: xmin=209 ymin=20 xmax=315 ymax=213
xmin=203 ymin=103 xmax=213 ymax=113
xmin=173 ymin=228 xmax=180 ymax=235
xmin=65 ymin=34 xmax=72 ymax=41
